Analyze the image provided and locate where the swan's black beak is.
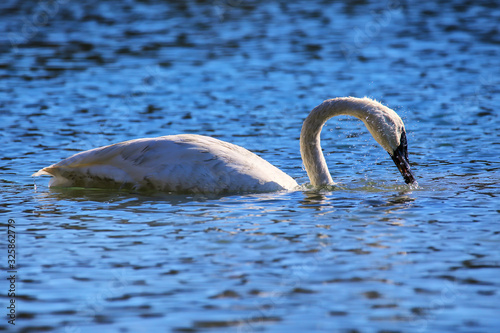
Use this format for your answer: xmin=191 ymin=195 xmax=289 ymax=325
xmin=389 ymin=132 xmax=416 ymax=184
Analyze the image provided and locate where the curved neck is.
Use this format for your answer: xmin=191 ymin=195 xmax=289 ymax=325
xmin=299 ymin=97 xmax=377 ymax=187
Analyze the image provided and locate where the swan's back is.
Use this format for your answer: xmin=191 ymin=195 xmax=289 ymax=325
xmin=32 ymin=134 xmax=298 ymax=194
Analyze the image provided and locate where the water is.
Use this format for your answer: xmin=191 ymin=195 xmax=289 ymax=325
xmin=1 ymin=0 xmax=499 ymax=332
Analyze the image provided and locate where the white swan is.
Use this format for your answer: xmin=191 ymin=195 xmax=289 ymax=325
xmin=32 ymin=97 xmax=416 ymax=193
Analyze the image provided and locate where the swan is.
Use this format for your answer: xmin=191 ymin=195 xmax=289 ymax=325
xmin=32 ymin=97 xmax=416 ymax=193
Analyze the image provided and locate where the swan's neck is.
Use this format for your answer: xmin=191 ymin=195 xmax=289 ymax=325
xmin=299 ymin=97 xmax=379 ymax=187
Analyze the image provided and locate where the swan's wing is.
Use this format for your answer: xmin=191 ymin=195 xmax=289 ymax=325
xmin=32 ymin=137 xmax=171 ymax=188
xmin=33 ymin=134 xmax=298 ymax=193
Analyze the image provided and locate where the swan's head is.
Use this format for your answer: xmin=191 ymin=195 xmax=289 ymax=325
xmin=362 ymin=101 xmax=416 ymax=184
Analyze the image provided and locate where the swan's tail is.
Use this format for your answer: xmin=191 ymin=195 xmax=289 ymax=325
xmin=32 ymin=166 xmax=75 ymax=187
xmin=32 ymin=167 xmax=53 ymax=177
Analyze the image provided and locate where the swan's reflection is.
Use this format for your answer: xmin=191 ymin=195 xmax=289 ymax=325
xmin=299 ymin=190 xmax=329 ymax=211
xmin=298 ymin=186 xmax=416 ymax=219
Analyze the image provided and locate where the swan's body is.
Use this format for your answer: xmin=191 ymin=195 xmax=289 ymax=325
xmin=33 ymin=97 xmax=415 ymax=193
xmin=32 ymin=134 xmax=298 ymax=193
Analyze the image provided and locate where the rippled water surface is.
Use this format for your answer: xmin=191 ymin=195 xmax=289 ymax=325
xmin=1 ymin=0 xmax=499 ymax=332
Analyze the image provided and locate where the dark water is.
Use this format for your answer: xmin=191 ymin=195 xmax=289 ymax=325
xmin=1 ymin=0 xmax=499 ymax=332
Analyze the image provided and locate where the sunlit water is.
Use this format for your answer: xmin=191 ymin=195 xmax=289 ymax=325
xmin=1 ymin=1 xmax=499 ymax=332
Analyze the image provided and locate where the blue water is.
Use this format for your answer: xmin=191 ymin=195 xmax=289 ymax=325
xmin=1 ymin=0 xmax=499 ymax=332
